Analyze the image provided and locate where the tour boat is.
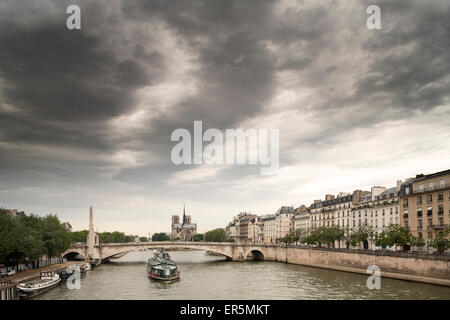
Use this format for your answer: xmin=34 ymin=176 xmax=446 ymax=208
xmin=17 ymin=271 xmax=61 ymax=297
xmin=147 ymin=250 xmax=180 ymax=281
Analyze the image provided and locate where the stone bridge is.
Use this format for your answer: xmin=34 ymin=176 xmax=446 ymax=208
xmin=63 ymin=242 xmax=280 ymax=262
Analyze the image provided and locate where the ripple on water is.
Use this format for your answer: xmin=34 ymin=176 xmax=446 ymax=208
xmin=34 ymin=250 xmax=450 ymax=300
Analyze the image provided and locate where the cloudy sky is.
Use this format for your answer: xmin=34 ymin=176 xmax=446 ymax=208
xmin=0 ymin=0 xmax=449 ymax=236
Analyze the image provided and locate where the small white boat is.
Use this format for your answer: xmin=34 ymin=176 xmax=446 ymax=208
xmin=17 ymin=271 xmax=61 ymax=294
xmin=82 ymin=262 xmax=91 ymax=271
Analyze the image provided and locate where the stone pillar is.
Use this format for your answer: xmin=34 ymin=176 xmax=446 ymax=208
xmin=87 ymin=206 xmax=95 ymax=261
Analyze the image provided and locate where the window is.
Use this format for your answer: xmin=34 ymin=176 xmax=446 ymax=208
xmin=438 ymin=193 xmax=444 ymax=201
xmin=418 ymin=232 xmax=422 ymax=239
xmin=403 ymin=199 xmax=408 ymax=206
xmin=395 ymin=217 xmax=398 ymax=224
xmin=440 ymin=179 xmax=445 ymax=188
xmin=405 ymin=221 xmax=409 ymax=228
xmin=427 ymin=194 xmax=432 ymax=203
xmin=427 ymin=218 xmax=432 ymax=227
xmin=429 ymin=182 xmax=434 ymax=190
xmin=395 ymin=207 xmax=398 ymax=214
xmin=382 ymin=218 xmax=385 ymax=228
xmin=417 ymin=208 xmax=422 ymax=217
xmin=403 ymin=210 xmax=408 ymax=219
xmin=390 ymin=208 xmax=393 ymax=215
xmin=405 ymin=187 xmax=410 ymax=194
xmin=428 ymin=232 xmax=432 ymax=239
xmin=438 ymin=205 xmax=443 ymax=215
xmin=419 ymin=184 xmax=424 ymax=192
xmin=427 ymin=207 xmax=432 ymax=216
xmin=439 ymin=218 xmax=444 ymax=227
xmin=370 ymin=211 xmax=373 ymax=217
xmin=418 ymin=220 xmax=422 ymax=230
xmin=417 ymin=195 xmax=422 ymax=204
xmin=382 ymin=209 xmax=385 ymax=216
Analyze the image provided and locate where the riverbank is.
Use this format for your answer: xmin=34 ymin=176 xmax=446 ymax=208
xmin=251 ymin=245 xmax=450 ymax=287
xmin=7 ymin=261 xmax=84 ymax=284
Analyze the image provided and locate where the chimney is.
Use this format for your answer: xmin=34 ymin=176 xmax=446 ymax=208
xmin=396 ymin=180 xmax=402 ymax=191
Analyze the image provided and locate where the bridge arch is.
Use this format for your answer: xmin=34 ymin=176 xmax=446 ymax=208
xmin=250 ymin=249 xmax=264 ymax=261
xmin=63 ymin=249 xmax=85 ymax=260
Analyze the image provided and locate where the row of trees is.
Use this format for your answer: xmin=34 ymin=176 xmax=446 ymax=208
xmin=0 ymin=209 xmax=72 ymax=268
xmin=203 ymin=228 xmax=234 ymax=242
xmin=71 ymin=230 xmax=138 ymax=243
xmin=279 ymin=224 xmax=450 ymax=252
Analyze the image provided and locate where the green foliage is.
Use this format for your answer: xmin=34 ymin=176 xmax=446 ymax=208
xmin=0 ymin=209 xmax=71 ymax=266
xmin=375 ymin=224 xmax=414 ymax=248
xmin=152 ymin=232 xmax=170 ymax=242
xmin=346 ymin=226 xmax=374 ymax=248
xmin=99 ymin=231 xmax=134 ymax=243
xmin=296 ymin=226 xmax=347 ymax=247
xmin=193 ymin=234 xmax=204 ymax=242
xmin=204 ymin=228 xmax=231 ymax=242
xmin=429 ymin=227 xmax=450 ymax=253
xmin=71 ymin=230 xmax=88 ymax=243
xmin=139 ymin=237 xmax=148 ymax=242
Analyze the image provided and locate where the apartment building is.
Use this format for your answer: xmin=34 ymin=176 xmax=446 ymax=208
xmin=399 ymin=169 xmax=450 ymax=243
xmin=293 ymin=206 xmax=310 ymax=231
xmin=235 ymin=213 xmax=258 ymax=243
xmin=275 ymin=206 xmax=295 ymax=240
xmin=262 ymin=215 xmax=276 ymax=243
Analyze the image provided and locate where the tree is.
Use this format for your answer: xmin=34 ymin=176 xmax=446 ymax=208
xmin=41 ymin=214 xmax=72 ymax=261
xmin=346 ymin=226 xmax=374 ymax=249
xmin=204 ymin=228 xmax=231 ymax=242
xmin=193 ymin=234 xmax=204 ymax=242
xmin=430 ymin=228 xmax=450 ymax=253
xmin=375 ymin=224 xmax=414 ymax=250
xmin=139 ymin=237 xmax=148 ymax=242
xmin=71 ymin=230 xmax=88 ymax=243
xmin=152 ymin=233 xmax=170 ymax=242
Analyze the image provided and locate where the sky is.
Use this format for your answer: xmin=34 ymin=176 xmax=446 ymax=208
xmin=0 ymin=0 xmax=449 ymax=236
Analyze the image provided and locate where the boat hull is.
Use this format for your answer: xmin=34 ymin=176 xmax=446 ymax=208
xmin=148 ymin=273 xmax=180 ymax=281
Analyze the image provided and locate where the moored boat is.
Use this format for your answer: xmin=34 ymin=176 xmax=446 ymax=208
xmin=17 ymin=271 xmax=61 ymax=298
xmin=147 ymin=250 xmax=180 ymax=281
xmin=82 ymin=262 xmax=91 ymax=271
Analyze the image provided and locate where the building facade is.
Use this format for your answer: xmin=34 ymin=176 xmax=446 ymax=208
xmin=399 ymin=169 xmax=450 ymax=245
xmin=262 ymin=215 xmax=276 ymax=243
xmin=275 ymin=206 xmax=295 ymax=240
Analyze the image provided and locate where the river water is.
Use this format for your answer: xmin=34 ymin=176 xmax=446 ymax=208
xmin=35 ymin=250 xmax=450 ymax=300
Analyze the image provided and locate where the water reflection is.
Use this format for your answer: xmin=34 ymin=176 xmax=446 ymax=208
xmin=34 ymin=250 xmax=450 ymax=300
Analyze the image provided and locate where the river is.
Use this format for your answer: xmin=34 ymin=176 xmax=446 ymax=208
xmin=34 ymin=250 xmax=450 ymax=300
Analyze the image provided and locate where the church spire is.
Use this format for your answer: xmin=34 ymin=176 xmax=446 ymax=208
xmin=182 ymin=204 xmax=186 ymax=225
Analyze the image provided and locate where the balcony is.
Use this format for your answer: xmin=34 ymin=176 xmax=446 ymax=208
xmin=413 ymin=184 xmax=447 ymax=194
xmin=432 ymin=224 xmax=447 ymax=229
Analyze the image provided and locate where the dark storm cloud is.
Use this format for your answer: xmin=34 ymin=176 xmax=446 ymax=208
xmin=0 ymin=0 xmax=449 ymax=212
xmin=356 ymin=0 xmax=450 ymax=112
xmin=0 ymin=1 xmax=165 ymax=151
